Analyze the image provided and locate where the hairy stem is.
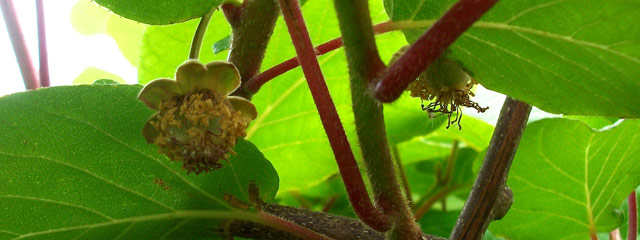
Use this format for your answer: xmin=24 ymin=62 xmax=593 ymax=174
xmin=36 ymin=0 xmax=49 ymax=87
xmin=188 ymin=8 xmax=215 ymax=60
xmin=1 ymin=0 xmax=39 ymax=90
xmin=630 ymin=191 xmax=638 ymax=240
xmin=228 ymin=203 xmax=447 ymax=240
xmin=332 ymin=0 xmax=422 ymax=239
xmin=393 ymin=144 xmax=413 ymax=207
xmin=277 ymin=0 xmax=390 ymax=231
xmin=226 ymin=0 xmax=280 ymax=99
xmin=450 ymin=97 xmax=530 ymax=240
xmin=373 ymin=0 xmax=500 ymax=102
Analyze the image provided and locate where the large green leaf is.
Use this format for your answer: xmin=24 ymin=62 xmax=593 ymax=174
xmin=385 ymin=0 xmax=640 ymax=118
xmin=93 ymin=0 xmax=223 ymax=25
xmin=490 ymin=118 xmax=640 ymax=239
xmin=0 ymin=85 xmax=278 ymax=239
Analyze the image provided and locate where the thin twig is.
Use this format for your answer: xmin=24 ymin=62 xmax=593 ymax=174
xmin=450 ymin=97 xmax=531 ymax=240
xmin=189 ymin=8 xmax=215 ymax=60
xmin=277 ymin=0 xmax=390 ymax=231
xmin=36 ymin=0 xmax=49 ymax=87
xmin=373 ymin=0 xmax=500 ymax=102
xmin=1 ymin=0 xmax=39 ymax=90
xmin=630 ymin=191 xmax=637 ymax=240
xmin=246 ymin=21 xmax=421 ymax=93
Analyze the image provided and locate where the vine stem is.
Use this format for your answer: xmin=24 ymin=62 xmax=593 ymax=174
xmin=189 ymin=8 xmax=215 ymax=60
xmin=36 ymin=0 xmax=49 ymax=87
xmin=225 ymin=0 xmax=279 ymax=99
xmin=630 ymin=191 xmax=638 ymax=240
xmin=450 ymin=97 xmax=531 ymax=240
xmin=332 ymin=0 xmax=423 ymax=238
xmin=373 ymin=0 xmax=499 ymax=102
xmin=277 ymin=0 xmax=391 ymax=231
xmin=246 ymin=20 xmax=434 ymax=93
xmin=1 ymin=0 xmax=39 ymax=90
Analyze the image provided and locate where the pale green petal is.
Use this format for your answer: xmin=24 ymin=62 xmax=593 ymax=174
xmin=175 ymin=59 xmax=207 ymax=93
xmin=228 ymin=96 xmax=257 ymax=121
xmin=137 ymin=79 xmax=180 ymax=109
xmin=203 ymin=61 xmax=241 ymax=95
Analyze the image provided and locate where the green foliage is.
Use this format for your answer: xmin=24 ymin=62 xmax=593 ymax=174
xmin=93 ymin=0 xmax=224 ymax=25
xmin=212 ymin=35 xmax=231 ymax=54
xmin=385 ymin=0 xmax=640 ymax=118
xmin=0 ymin=85 xmax=278 ymax=239
xmin=491 ymin=118 xmax=640 ymax=239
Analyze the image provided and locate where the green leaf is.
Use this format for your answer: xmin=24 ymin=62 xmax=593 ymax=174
xmin=490 ymin=118 xmax=640 ymax=239
xmin=384 ymin=92 xmax=445 ymax=144
xmin=93 ymin=79 xmax=121 ymax=85
xmin=138 ymin=13 xmax=230 ymax=85
xmin=565 ymin=116 xmax=619 ymax=130
xmin=418 ymin=210 xmax=460 ymax=237
xmin=385 ymin=0 xmax=640 ymax=118
xmin=0 ymin=85 xmax=279 ymax=239
xmin=93 ymin=0 xmax=222 ymax=25
xmin=73 ymin=67 xmax=125 ymax=85
xmin=432 ymin=115 xmax=494 ymax=151
xmin=212 ymin=35 xmax=231 ymax=54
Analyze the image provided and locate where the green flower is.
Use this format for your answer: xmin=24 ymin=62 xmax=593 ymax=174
xmin=138 ymin=60 xmax=257 ymax=174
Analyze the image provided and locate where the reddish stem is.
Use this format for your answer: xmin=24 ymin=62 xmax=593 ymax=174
xmin=277 ymin=0 xmax=390 ymax=231
xmin=1 ymin=0 xmax=39 ymax=90
xmin=373 ymin=0 xmax=499 ymax=102
xmin=36 ymin=0 xmax=49 ymax=87
xmin=630 ymin=191 xmax=637 ymax=240
xmin=246 ymin=21 xmax=401 ymax=93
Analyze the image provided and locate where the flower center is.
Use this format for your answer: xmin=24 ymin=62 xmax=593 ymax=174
xmin=150 ymin=90 xmax=249 ymax=174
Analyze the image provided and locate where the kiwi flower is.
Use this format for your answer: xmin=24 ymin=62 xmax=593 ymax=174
xmin=390 ymin=46 xmax=488 ymax=129
xmin=138 ymin=60 xmax=257 ymax=174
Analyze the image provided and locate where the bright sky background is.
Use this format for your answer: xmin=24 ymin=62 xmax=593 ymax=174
xmin=0 ymin=1 xmax=554 ymax=125
xmin=0 ymin=0 xmax=136 ymax=97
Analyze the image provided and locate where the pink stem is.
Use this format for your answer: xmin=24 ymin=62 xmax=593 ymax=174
xmin=630 ymin=191 xmax=637 ymax=240
xmin=36 ymin=0 xmax=49 ymax=87
xmin=276 ymin=0 xmax=391 ymax=231
xmin=1 ymin=0 xmax=39 ymax=90
xmin=246 ymin=21 xmax=401 ymax=93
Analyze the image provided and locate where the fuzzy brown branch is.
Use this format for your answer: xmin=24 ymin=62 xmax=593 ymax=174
xmin=227 ymin=204 xmax=447 ymax=240
xmin=450 ymin=97 xmax=530 ymax=240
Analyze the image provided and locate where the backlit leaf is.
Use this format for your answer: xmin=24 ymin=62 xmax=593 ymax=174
xmin=490 ymin=118 xmax=640 ymax=239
